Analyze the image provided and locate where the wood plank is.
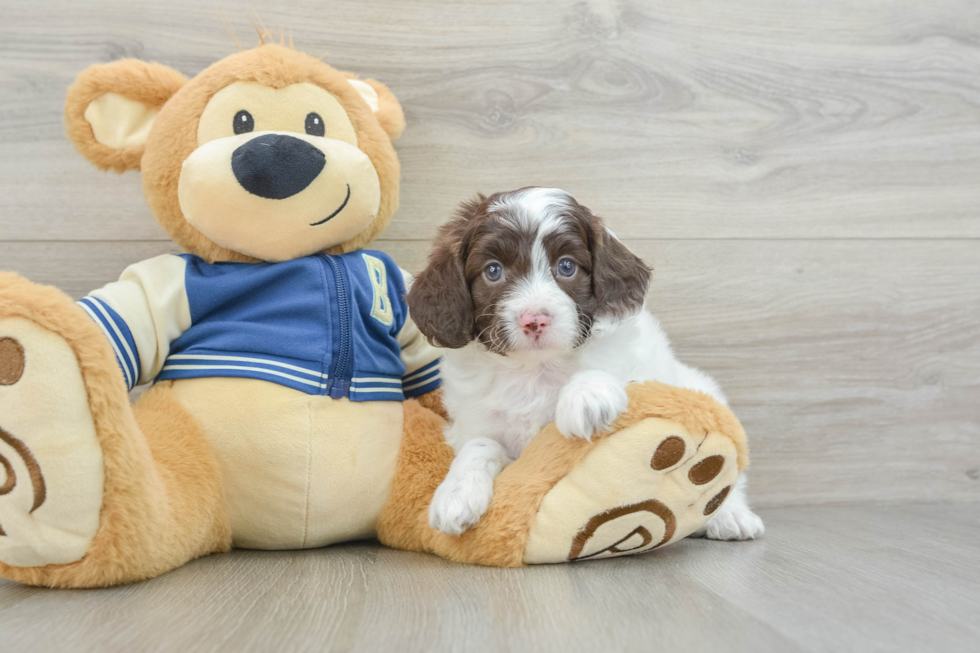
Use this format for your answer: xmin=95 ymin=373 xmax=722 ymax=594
xmin=0 ymin=503 xmax=977 ymax=653
xmin=1 ymin=0 xmax=979 ymax=241
xmin=2 ymin=238 xmax=978 ymax=508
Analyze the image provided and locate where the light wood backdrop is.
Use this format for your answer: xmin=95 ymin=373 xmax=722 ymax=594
xmin=0 ymin=0 xmax=977 ymax=508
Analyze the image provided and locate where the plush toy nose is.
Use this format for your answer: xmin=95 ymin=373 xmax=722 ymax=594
xmin=519 ymin=311 xmax=551 ymax=334
xmin=232 ymin=133 xmax=326 ymax=200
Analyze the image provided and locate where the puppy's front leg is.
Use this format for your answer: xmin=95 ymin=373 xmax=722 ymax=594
xmin=692 ymin=475 xmax=765 ymax=540
xmin=555 ymin=370 xmax=629 ymax=440
xmin=429 ymin=438 xmax=512 ymax=536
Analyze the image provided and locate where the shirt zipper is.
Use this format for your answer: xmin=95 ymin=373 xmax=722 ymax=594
xmin=325 ymin=255 xmax=353 ymax=398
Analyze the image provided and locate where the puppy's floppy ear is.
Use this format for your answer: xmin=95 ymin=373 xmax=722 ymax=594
xmin=65 ymin=59 xmax=188 ymax=172
xmin=345 ymin=76 xmax=405 ymax=142
xmin=590 ymin=219 xmax=652 ymax=317
xmin=408 ymin=197 xmax=485 ymax=349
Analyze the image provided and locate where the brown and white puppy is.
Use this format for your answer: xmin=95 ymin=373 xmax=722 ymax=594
xmin=409 ymin=188 xmax=764 ymax=540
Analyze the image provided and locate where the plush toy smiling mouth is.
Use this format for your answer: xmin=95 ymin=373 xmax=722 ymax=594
xmin=310 ymin=184 xmax=351 ymax=226
xmin=179 ymin=116 xmax=382 ymax=262
xmin=227 ymin=129 xmax=355 ymax=228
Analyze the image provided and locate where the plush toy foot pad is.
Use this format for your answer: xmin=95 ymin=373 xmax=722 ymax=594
xmin=0 ymin=318 xmax=104 ymax=567
xmin=522 ymin=417 xmax=738 ymax=563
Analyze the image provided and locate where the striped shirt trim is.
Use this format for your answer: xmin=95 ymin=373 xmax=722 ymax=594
xmin=160 ymin=364 xmax=329 ymax=389
xmin=351 ymin=376 xmax=402 ymax=385
xmin=77 ymin=296 xmax=140 ymax=390
xmin=167 ymin=353 xmax=328 ymax=379
xmin=402 ymin=368 xmax=439 ymax=391
xmin=348 ymin=374 xmax=407 ymax=401
xmin=349 ymin=387 xmax=405 ymax=402
xmin=402 ymin=358 xmax=439 ymax=382
xmin=349 ymin=386 xmax=404 ymax=395
xmin=156 ymin=352 xmax=434 ymax=402
xmin=403 ymin=376 xmax=442 ymax=398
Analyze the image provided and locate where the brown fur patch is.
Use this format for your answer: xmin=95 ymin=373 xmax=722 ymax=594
xmin=564 ymin=199 xmax=651 ymax=319
xmin=406 ymin=196 xmax=488 ymax=348
xmin=408 ymin=189 xmax=652 ymax=353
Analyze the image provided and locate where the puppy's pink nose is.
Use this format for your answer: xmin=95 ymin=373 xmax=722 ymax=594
xmin=519 ymin=311 xmax=550 ymax=334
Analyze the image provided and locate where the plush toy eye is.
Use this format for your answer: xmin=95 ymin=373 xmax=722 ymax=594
xmin=305 ymin=112 xmax=325 ymax=137
xmin=484 ymin=263 xmax=503 ymax=282
xmin=233 ymin=110 xmax=254 ymax=135
xmin=557 ymin=258 xmax=577 ymax=277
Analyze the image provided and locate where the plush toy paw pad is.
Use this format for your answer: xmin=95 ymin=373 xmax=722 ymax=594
xmin=0 ymin=318 xmax=104 ymax=568
xmin=0 ymin=337 xmax=26 ymax=385
xmin=522 ymin=417 xmax=740 ymax=564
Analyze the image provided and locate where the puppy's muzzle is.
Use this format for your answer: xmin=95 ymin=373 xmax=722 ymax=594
xmin=232 ymin=133 xmax=326 ymax=200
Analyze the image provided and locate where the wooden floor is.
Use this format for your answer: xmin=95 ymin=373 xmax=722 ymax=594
xmin=0 ymin=503 xmax=977 ymax=652
xmin=0 ymin=0 xmax=978 ymax=650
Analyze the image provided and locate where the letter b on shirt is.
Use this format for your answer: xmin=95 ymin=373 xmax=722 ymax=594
xmin=362 ymin=254 xmax=394 ymax=326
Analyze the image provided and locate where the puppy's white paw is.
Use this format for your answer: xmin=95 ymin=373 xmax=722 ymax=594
xmin=555 ymin=370 xmax=629 ymax=440
xmin=704 ymin=504 xmax=765 ymax=541
xmin=428 ymin=470 xmax=495 ymax=536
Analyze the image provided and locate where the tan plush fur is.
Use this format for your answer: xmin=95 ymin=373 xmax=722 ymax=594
xmin=414 ymin=387 xmax=449 ymax=421
xmin=378 ymin=382 xmax=749 ymax=567
xmin=142 ymin=45 xmax=401 ymax=262
xmin=2 ymin=44 xmax=748 ymax=586
xmin=0 ymin=275 xmax=230 ymax=587
xmin=65 ymin=59 xmax=188 ymax=173
xmin=345 ymin=75 xmax=406 ymax=142
xmin=66 ymin=45 xmax=403 ymax=263
xmin=3 ymin=44 xmax=407 ymax=588
xmin=611 ymin=382 xmax=750 ymax=471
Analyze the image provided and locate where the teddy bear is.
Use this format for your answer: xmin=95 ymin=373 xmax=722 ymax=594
xmin=0 ymin=43 xmax=748 ymax=588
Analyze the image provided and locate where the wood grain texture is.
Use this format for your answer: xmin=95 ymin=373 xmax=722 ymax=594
xmin=0 ymin=503 xmax=977 ymax=653
xmin=0 ymin=2 xmax=978 ymax=506
xmin=1 ymin=1 xmax=980 ymax=241
xmin=4 ymin=238 xmax=978 ymax=508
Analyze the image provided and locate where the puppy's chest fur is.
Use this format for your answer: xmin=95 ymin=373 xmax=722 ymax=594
xmin=441 ymin=346 xmax=579 ymax=459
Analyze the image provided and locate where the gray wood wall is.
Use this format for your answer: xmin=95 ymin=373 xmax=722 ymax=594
xmin=1 ymin=0 xmax=977 ymax=508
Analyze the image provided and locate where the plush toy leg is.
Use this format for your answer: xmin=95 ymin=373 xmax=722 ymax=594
xmin=378 ymin=382 xmax=748 ymax=566
xmin=0 ymin=274 xmax=230 ymax=588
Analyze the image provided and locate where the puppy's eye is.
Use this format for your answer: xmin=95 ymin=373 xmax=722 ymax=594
xmin=557 ymin=258 xmax=577 ymax=277
xmin=305 ymin=112 xmax=325 ymax=137
xmin=484 ymin=263 xmax=503 ymax=282
xmin=234 ymin=110 xmax=254 ymax=135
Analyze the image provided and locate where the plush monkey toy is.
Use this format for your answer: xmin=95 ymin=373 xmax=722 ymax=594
xmin=0 ymin=44 xmax=748 ymax=587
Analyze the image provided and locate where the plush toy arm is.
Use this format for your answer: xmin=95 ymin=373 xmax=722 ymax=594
xmin=397 ymin=310 xmax=443 ymax=399
xmin=396 ymin=268 xmax=443 ymax=400
xmin=76 ymin=254 xmax=191 ymax=390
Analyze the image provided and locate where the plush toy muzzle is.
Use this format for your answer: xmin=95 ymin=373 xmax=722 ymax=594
xmin=63 ymin=47 xmax=405 ymax=263
xmin=178 ymin=128 xmax=381 ymax=262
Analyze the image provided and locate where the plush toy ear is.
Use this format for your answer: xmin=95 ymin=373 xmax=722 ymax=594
xmin=65 ymin=59 xmax=188 ymax=172
xmin=347 ymin=77 xmax=406 ymax=142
